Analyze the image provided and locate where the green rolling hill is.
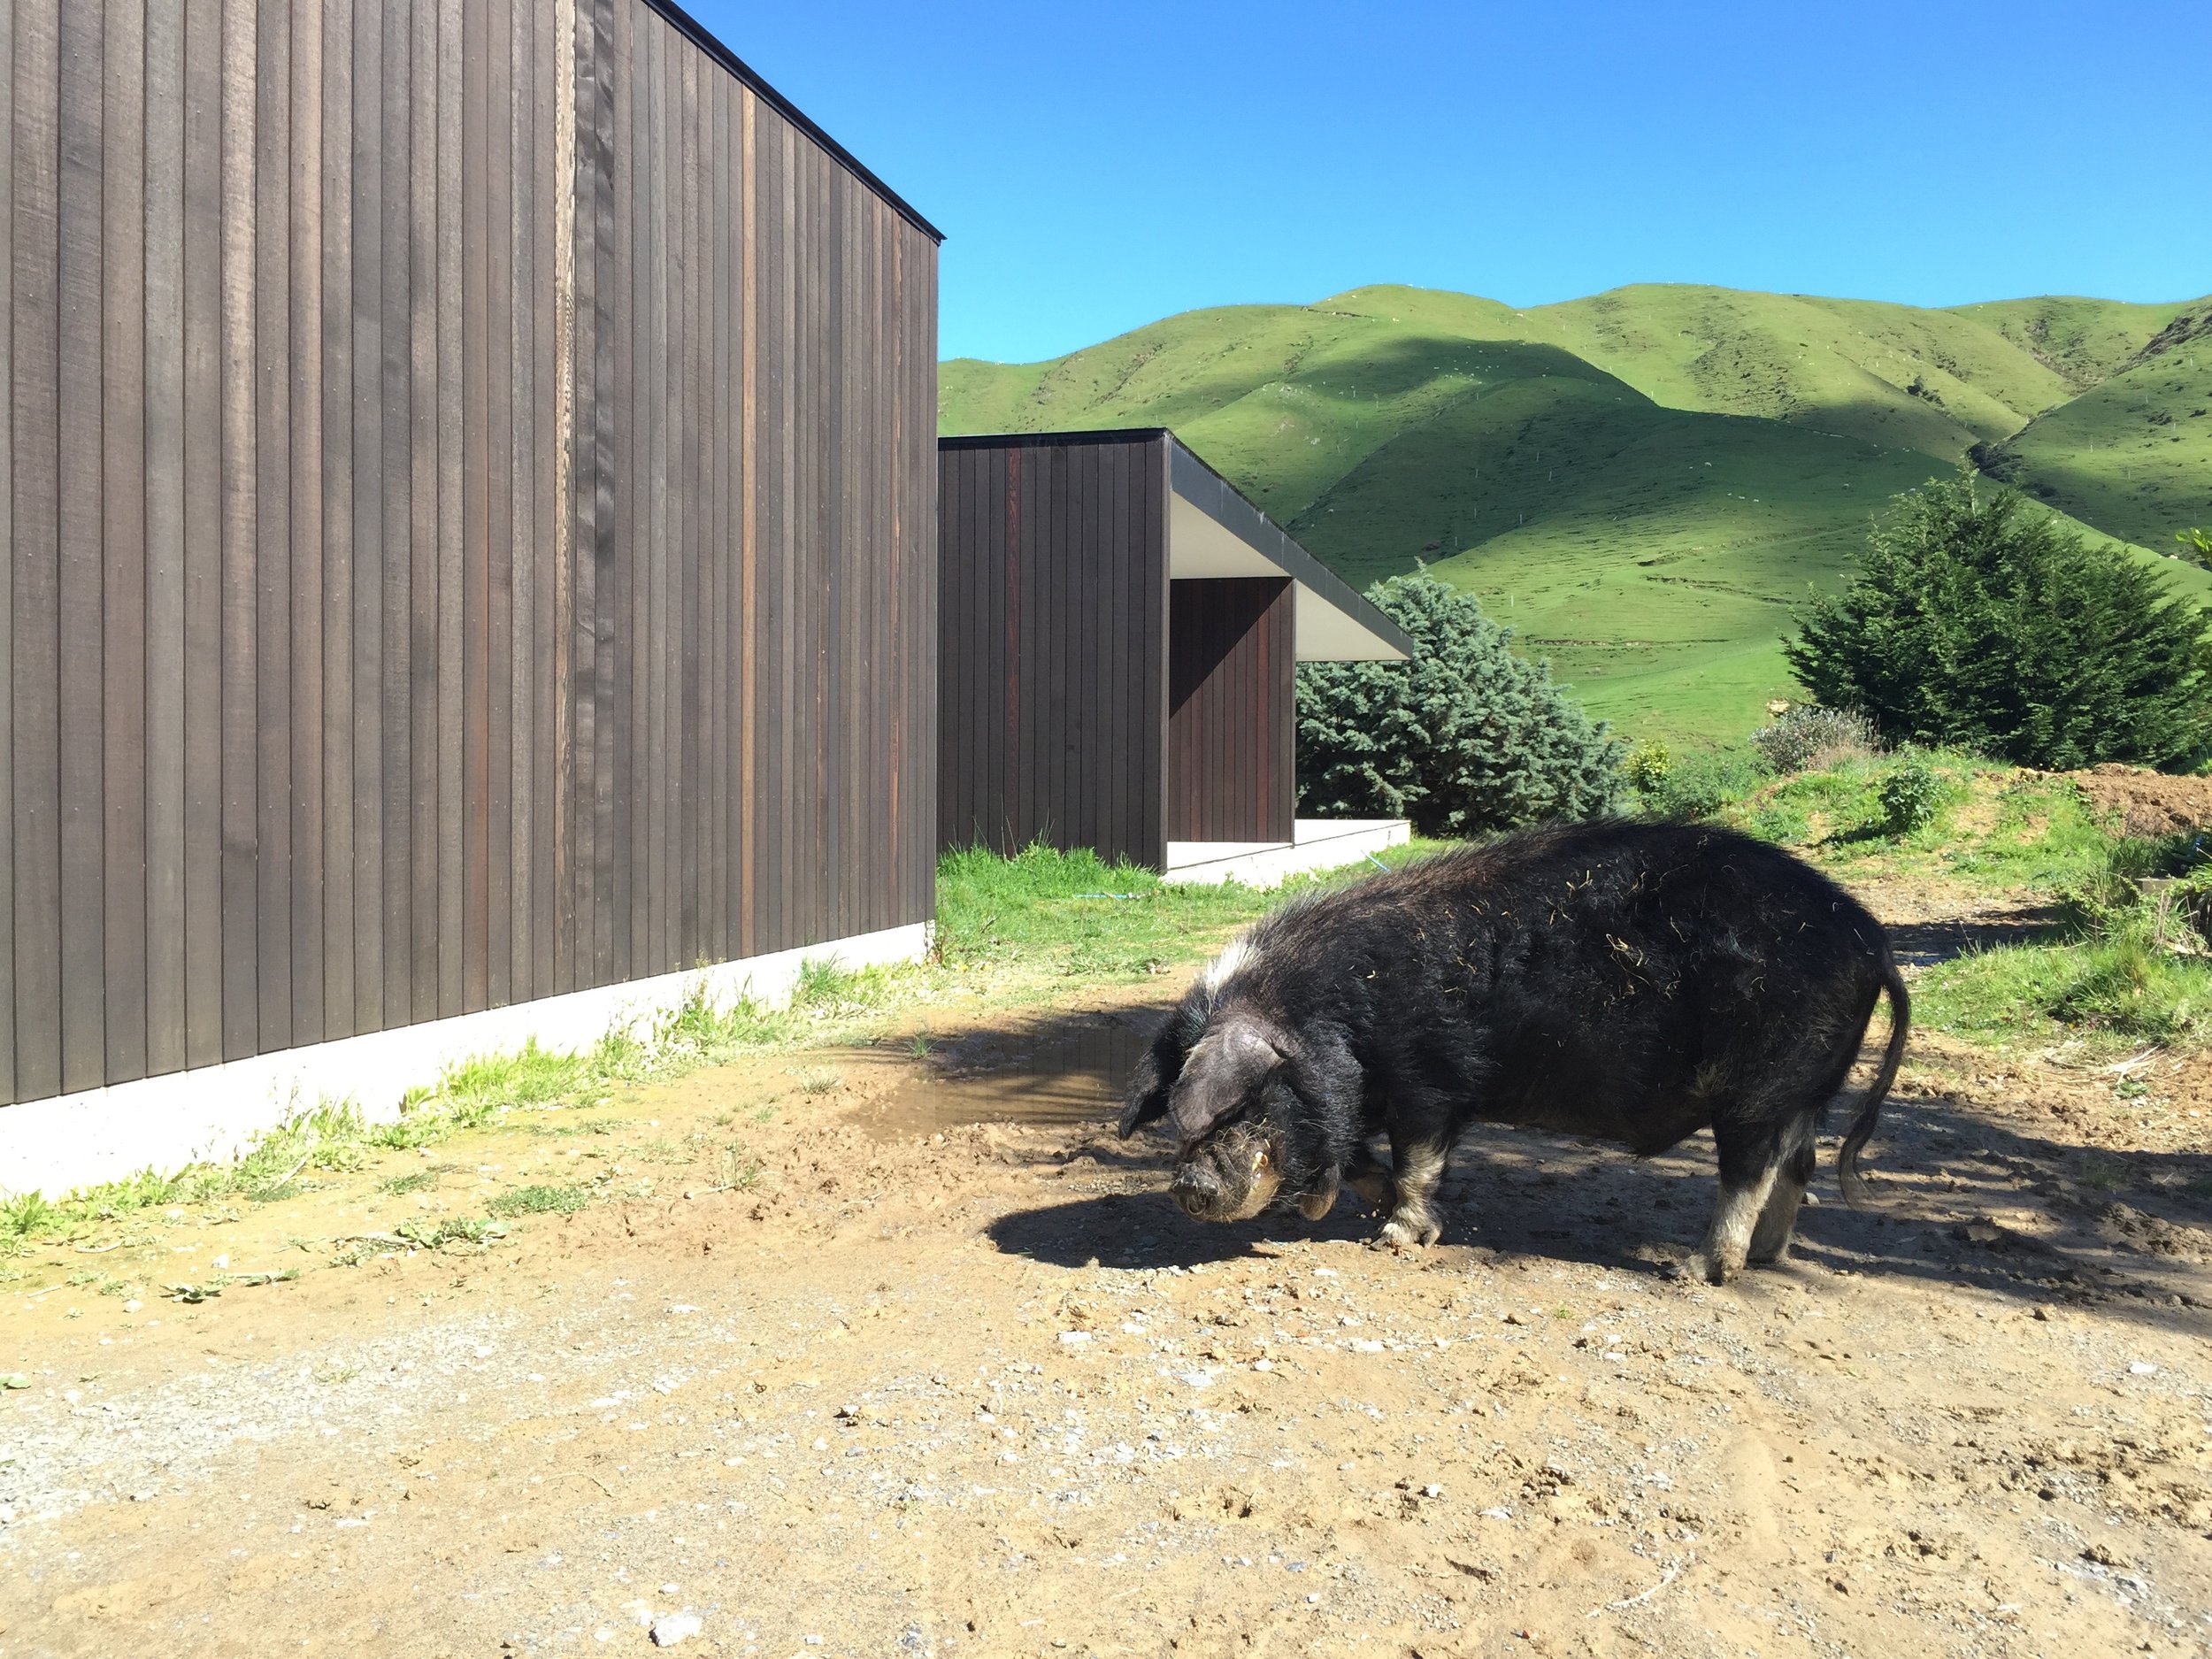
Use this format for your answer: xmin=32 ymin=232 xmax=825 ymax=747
xmin=1992 ymin=309 xmax=2212 ymax=551
xmin=941 ymin=284 xmax=2212 ymax=745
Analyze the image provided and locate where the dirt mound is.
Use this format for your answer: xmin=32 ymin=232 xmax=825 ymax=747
xmin=2067 ymin=763 xmax=2212 ymax=838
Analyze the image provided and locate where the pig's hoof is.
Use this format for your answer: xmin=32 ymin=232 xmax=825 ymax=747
xmin=1699 ymin=1251 xmax=1742 ymax=1286
xmin=1377 ymin=1214 xmax=1440 ymax=1251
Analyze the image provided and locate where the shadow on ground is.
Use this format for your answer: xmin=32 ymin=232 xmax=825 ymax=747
xmin=890 ymin=996 xmax=2211 ymax=1338
xmin=985 ymin=1095 xmax=2212 ymax=1340
xmin=1885 ymin=902 xmax=2067 ymax=969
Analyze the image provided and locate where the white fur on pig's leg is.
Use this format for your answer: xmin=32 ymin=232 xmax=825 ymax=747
xmin=1379 ymin=1138 xmax=1448 ymax=1250
xmin=1747 ymin=1125 xmax=1816 ymax=1264
xmin=1701 ymin=1161 xmax=1780 ymax=1284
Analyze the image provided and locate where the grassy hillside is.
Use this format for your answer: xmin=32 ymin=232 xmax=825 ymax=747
xmin=1994 ymin=306 xmax=2212 ymax=550
xmin=941 ymin=284 xmax=2212 ymax=744
xmin=1324 ymin=283 xmax=2082 ymax=457
xmin=1946 ymin=295 xmax=2200 ymax=391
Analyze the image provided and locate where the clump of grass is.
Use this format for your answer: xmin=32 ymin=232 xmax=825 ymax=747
xmin=718 ymin=1145 xmax=764 ymax=1190
xmin=380 ymin=1042 xmax=590 ymax=1149
xmin=1730 ymin=750 xmax=2161 ymax=890
xmin=2 ymin=1190 xmax=61 ymax=1254
xmin=377 ymin=1168 xmax=449 ymax=1197
xmin=1920 ymin=910 xmax=2212 ymax=1047
xmin=795 ymin=1069 xmax=841 ymax=1095
xmin=1638 ymin=746 xmax=1767 ymax=820
xmin=393 ymin=1215 xmax=507 ymax=1250
xmin=487 ymin=1184 xmax=590 ymax=1218
xmin=934 ymin=839 xmax=1363 ymax=979
xmin=2079 ymin=1154 xmax=2131 ymax=1192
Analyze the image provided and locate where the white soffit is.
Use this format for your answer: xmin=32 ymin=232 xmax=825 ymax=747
xmin=1166 ymin=492 xmax=1404 ymax=662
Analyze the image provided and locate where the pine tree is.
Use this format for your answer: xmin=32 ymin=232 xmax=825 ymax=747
xmin=1786 ymin=472 xmax=2212 ymax=771
xmin=1297 ymin=574 xmax=1623 ymax=836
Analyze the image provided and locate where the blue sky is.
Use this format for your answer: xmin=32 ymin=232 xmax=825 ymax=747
xmin=690 ymin=0 xmax=2212 ymax=365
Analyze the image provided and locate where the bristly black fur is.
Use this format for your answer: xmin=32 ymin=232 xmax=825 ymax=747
xmin=1120 ymin=820 xmax=1909 ymax=1281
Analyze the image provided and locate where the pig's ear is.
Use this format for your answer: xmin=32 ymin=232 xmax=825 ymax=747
xmin=1118 ymin=1013 xmax=1196 ymax=1139
xmin=1166 ymin=1022 xmax=1283 ymax=1143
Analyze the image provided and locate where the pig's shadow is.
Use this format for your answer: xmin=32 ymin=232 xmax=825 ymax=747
xmin=989 ymin=1111 xmax=2212 ymax=1341
xmin=986 ymin=1187 xmax=1380 ymax=1270
xmin=986 ymin=1125 xmax=1703 ymax=1273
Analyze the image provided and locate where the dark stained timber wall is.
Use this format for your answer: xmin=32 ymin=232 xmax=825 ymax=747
xmin=1167 ymin=578 xmax=1294 ymax=845
xmin=938 ymin=434 xmax=1167 ymax=869
xmin=0 ymin=0 xmax=939 ymax=1106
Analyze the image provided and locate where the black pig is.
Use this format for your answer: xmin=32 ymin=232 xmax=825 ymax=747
xmin=1118 ymin=821 xmax=1909 ymax=1283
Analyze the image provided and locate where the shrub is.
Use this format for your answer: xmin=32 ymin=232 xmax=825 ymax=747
xmin=1878 ymin=758 xmax=1946 ymax=834
xmin=1785 ymin=472 xmax=2212 ymax=770
xmin=1640 ymin=746 xmax=1767 ymax=821
xmin=1296 ymin=575 xmax=1624 ymax=836
xmin=1749 ymin=704 xmax=1881 ymax=775
xmin=1624 ymin=740 xmax=1672 ymax=797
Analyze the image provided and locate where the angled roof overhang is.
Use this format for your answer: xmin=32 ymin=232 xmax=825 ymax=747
xmin=1161 ymin=439 xmax=1409 ymax=662
xmin=938 ymin=429 xmax=1411 ymax=662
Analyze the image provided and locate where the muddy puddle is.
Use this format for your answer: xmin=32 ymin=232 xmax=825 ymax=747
xmin=852 ymin=1006 xmax=1162 ymax=1137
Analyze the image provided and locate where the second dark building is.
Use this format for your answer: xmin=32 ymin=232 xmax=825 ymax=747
xmin=939 ymin=429 xmax=1410 ymax=877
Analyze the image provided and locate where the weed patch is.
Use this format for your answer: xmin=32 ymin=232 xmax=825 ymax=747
xmin=488 ymin=1185 xmax=591 ymax=1218
xmin=377 ymin=1168 xmax=451 ymax=1197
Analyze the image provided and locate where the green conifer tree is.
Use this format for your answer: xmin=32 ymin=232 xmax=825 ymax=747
xmin=1786 ymin=472 xmax=2212 ymax=771
xmin=1296 ymin=574 xmax=1622 ymax=836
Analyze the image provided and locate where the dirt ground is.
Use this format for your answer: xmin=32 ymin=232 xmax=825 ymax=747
xmin=4 ymin=879 xmax=2211 ymax=1658
xmin=2067 ymin=766 xmax=2212 ymax=842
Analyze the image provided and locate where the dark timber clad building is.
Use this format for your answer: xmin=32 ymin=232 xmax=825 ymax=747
xmin=939 ymin=430 xmax=1411 ymax=872
xmin=0 ymin=0 xmax=939 ymax=1190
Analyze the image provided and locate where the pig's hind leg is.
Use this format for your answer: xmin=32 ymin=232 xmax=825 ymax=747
xmin=1700 ymin=1110 xmax=1790 ymax=1284
xmin=1747 ymin=1125 xmax=1816 ymax=1265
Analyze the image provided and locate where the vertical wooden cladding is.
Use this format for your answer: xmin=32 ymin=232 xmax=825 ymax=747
xmin=0 ymin=0 xmax=938 ymax=1108
xmin=1166 ymin=578 xmax=1294 ymax=844
xmin=937 ymin=434 xmax=1167 ymax=870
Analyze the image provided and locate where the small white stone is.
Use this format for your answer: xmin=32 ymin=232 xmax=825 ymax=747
xmin=649 ymin=1612 xmax=703 ymax=1647
xmin=2128 ymin=1361 xmax=2157 ymax=1376
xmin=1058 ymin=1331 xmax=1091 ymax=1346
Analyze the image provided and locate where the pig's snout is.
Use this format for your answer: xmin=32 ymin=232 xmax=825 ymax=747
xmin=1168 ymin=1125 xmax=1283 ymax=1223
xmin=1170 ymin=1156 xmax=1226 ymax=1217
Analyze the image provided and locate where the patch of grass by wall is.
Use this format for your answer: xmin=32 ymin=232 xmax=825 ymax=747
xmin=4 ymin=841 xmax=1436 ymax=1232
